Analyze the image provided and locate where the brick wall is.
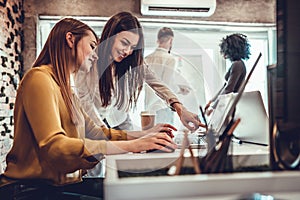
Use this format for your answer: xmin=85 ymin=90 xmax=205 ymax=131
xmin=0 ymin=0 xmax=24 ymax=173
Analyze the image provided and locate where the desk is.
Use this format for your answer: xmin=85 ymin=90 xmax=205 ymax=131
xmin=104 ymin=143 xmax=299 ymax=200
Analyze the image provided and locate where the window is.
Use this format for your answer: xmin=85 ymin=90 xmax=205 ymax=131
xmin=37 ymin=16 xmax=276 ymax=130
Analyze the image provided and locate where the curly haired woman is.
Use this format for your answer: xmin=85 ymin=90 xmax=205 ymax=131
xmin=205 ymin=33 xmax=251 ymax=113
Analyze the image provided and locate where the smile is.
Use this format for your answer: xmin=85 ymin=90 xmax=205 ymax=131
xmin=117 ymin=51 xmax=126 ymax=59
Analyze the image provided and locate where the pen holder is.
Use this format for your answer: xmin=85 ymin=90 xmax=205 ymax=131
xmin=206 ymin=128 xmax=217 ymax=153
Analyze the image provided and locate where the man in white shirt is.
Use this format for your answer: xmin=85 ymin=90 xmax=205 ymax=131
xmin=144 ymin=27 xmax=177 ymax=124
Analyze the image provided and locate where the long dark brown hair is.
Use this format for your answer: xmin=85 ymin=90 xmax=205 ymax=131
xmin=32 ymin=18 xmax=98 ymax=124
xmin=97 ymin=12 xmax=145 ymax=110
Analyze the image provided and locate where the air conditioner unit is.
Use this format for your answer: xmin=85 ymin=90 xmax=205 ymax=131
xmin=140 ymin=0 xmax=216 ymax=17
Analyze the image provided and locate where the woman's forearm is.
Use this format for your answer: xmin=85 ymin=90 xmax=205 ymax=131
xmin=106 ymin=140 xmax=136 ymax=154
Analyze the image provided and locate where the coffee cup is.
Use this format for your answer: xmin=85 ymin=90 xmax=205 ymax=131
xmin=140 ymin=111 xmax=156 ymax=130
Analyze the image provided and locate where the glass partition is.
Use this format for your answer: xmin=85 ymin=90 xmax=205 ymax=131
xmin=37 ymin=16 xmax=275 ymax=130
xmin=37 ymin=16 xmax=276 ymax=172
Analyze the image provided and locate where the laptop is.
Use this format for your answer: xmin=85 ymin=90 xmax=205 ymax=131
xmin=209 ymin=91 xmax=269 ymax=146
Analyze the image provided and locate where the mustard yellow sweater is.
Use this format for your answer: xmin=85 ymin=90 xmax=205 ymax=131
xmin=4 ymin=65 xmax=127 ymax=185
